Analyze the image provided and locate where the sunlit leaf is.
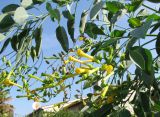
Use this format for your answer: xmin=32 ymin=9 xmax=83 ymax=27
xmin=79 ymin=11 xmax=88 ymax=34
xmin=106 ymin=1 xmax=124 ymax=14
xmin=13 ymin=7 xmax=29 ymax=25
xmin=21 ymin=0 xmax=33 ymax=8
xmin=125 ymin=0 xmax=143 ymax=13
xmin=111 ymin=30 xmax=126 ymax=37
xmin=128 ymin=18 xmax=142 ymax=28
xmin=0 ymin=33 xmax=6 ymax=41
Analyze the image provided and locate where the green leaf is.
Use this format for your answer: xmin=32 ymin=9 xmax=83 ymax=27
xmin=0 ymin=14 xmax=15 ymax=33
xmin=46 ymin=2 xmax=52 ymax=11
xmin=67 ymin=19 xmax=75 ymax=43
xmin=128 ymin=18 xmax=142 ymax=28
xmin=62 ymin=10 xmax=74 ymax=20
xmin=56 ymin=26 xmax=69 ymax=52
xmin=147 ymin=14 xmax=160 ymax=21
xmin=11 ymin=36 xmax=19 ymax=52
xmin=33 ymin=0 xmax=45 ymax=4
xmin=34 ymin=26 xmax=42 ymax=56
xmin=46 ymin=3 xmax=61 ymax=22
xmin=11 ymin=29 xmax=29 ymax=52
xmin=142 ymin=49 xmax=152 ymax=73
xmin=31 ymin=46 xmax=37 ymax=62
xmin=51 ymin=9 xmax=61 ymax=22
xmin=130 ymin=19 xmax=152 ymax=39
xmin=91 ymin=38 xmax=121 ymax=55
xmin=150 ymin=22 xmax=160 ymax=34
xmin=125 ymin=0 xmax=143 ymax=13
xmin=126 ymin=37 xmax=138 ymax=50
xmin=129 ymin=47 xmax=153 ymax=73
xmin=129 ymin=47 xmax=145 ymax=70
xmin=79 ymin=11 xmax=88 ymax=34
xmin=90 ymin=1 xmax=105 ymax=20
xmin=52 ymin=0 xmax=67 ymax=6
xmin=106 ymin=1 xmax=124 ymax=14
xmin=110 ymin=108 xmax=131 ymax=117
xmin=0 ymin=38 xmax=10 ymax=54
xmin=147 ymin=0 xmax=160 ymax=3
xmin=139 ymin=92 xmax=151 ymax=113
xmin=83 ymin=81 xmax=92 ymax=89
xmin=2 ymin=4 xmax=19 ymax=13
xmin=111 ymin=30 xmax=126 ymax=38
xmin=0 ymin=33 xmax=6 ymax=41
xmin=153 ymin=102 xmax=160 ymax=111
xmin=156 ymin=32 xmax=160 ymax=55
xmin=108 ymin=10 xmax=123 ymax=24
xmin=84 ymin=22 xmax=105 ymax=38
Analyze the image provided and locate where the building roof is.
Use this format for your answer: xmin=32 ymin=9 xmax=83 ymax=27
xmin=41 ymin=99 xmax=83 ymax=112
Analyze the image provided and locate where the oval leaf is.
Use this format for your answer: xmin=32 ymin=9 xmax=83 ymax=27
xmin=130 ymin=19 xmax=153 ymax=39
xmin=67 ymin=19 xmax=75 ymax=43
xmin=79 ymin=11 xmax=88 ymax=34
xmin=90 ymin=1 xmax=105 ymax=20
xmin=0 ymin=14 xmax=15 ymax=33
xmin=0 ymin=38 xmax=10 ymax=54
xmin=156 ymin=32 xmax=160 ymax=55
xmin=2 ymin=4 xmax=19 ymax=13
xmin=129 ymin=47 xmax=145 ymax=70
xmin=34 ymin=26 xmax=42 ymax=56
xmin=56 ymin=26 xmax=69 ymax=52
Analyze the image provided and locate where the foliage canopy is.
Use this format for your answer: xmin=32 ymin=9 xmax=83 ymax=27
xmin=0 ymin=0 xmax=160 ymax=116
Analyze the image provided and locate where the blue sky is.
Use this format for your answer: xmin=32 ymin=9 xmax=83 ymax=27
xmin=0 ymin=0 xmax=159 ymax=116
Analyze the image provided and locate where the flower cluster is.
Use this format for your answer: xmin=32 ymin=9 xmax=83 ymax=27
xmin=2 ymin=70 xmax=22 ymax=88
xmin=65 ymin=49 xmax=114 ymax=76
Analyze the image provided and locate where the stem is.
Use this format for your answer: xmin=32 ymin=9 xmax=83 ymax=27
xmin=28 ymin=74 xmax=43 ymax=82
xmin=142 ymin=4 xmax=159 ymax=13
xmin=10 ymin=82 xmax=23 ymax=89
xmin=141 ymin=38 xmax=157 ymax=47
xmin=146 ymin=34 xmax=157 ymax=37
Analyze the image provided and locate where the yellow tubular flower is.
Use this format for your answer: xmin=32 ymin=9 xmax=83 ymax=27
xmin=75 ymin=68 xmax=89 ymax=74
xmin=81 ymin=59 xmax=93 ymax=63
xmin=69 ymin=56 xmax=83 ymax=63
xmin=79 ymin=36 xmax=85 ymax=41
xmin=101 ymin=85 xmax=109 ymax=99
xmin=77 ymin=49 xmax=94 ymax=60
xmin=3 ymin=79 xmax=12 ymax=86
xmin=69 ymin=56 xmax=92 ymax=64
xmin=3 ymin=79 xmax=22 ymax=88
xmin=87 ymin=67 xmax=99 ymax=75
xmin=102 ymin=64 xmax=114 ymax=75
xmin=64 ymin=60 xmax=69 ymax=64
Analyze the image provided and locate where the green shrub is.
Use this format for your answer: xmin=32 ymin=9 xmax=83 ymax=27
xmin=28 ymin=110 xmax=84 ymax=117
